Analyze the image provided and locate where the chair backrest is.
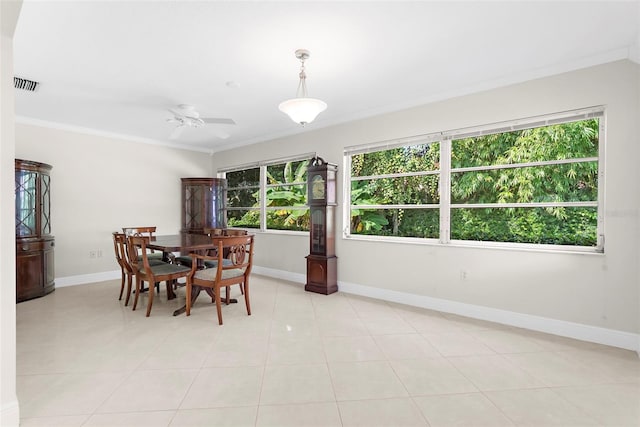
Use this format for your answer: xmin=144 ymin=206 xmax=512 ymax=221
xmin=122 ymin=226 xmax=156 ymax=237
xmin=123 ymin=227 xmax=158 ymax=254
xmin=203 ymin=227 xmax=225 ymax=236
xmin=224 ymin=228 xmax=248 ymax=236
xmin=126 ymin=235 xmax=151 ymax=275
xmin=112 ymin=232 xmax=130 ymax=272
xmin=212 ymin=234 xmax=254 ymax=277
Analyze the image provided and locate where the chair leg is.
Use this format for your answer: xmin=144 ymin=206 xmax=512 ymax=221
xmin=185 ymin=280 xmax=192 ymax=316
xmin=133 ymin=277 xmax=141 ymax=310
xmin=146 ymin=280 xmax=155 ymax=317
xmin=244 ymin=278 xmax=251 ymax=316
xmin=225 ymin=286 xmax=230 ymax=305
xmin=118 ymin=271 xmax=125 ymax=300
xmin=124 ymin=274 xmax=133 ymax=306
xmin=215 ymin=286 xmax=223 ymax=325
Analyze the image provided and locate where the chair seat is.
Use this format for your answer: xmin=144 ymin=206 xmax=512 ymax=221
xmin=141 ymin=258 xmax=167 ymax=267
xmin=149 ymin=263 xmax=191 ymax=276
xmin=204 ymin=258 xmax=234 ymax=269
xmin=176 ymin=257 xmax=234 ymax=269
xmin=146 ymin=252 xmax=163 ymax=260
xmin=194 ymin=267 xmax=245 ymax=281
xmin=174 ymin=255 xmax=192 ymax=266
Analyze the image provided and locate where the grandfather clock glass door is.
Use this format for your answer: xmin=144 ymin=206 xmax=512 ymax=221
xmin=311 ymin=208 xmax=326 ymax=254
xmin=305 ymin=157 xmax=338 ymax=295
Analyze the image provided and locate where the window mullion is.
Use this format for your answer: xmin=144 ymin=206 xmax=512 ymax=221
xmin=343 ymin=155 xmax=352 ymax=237
xmin=259 ymin=165 xmax=267 ymax=231
xmin=596 ymin=116 xmax=606 ymax=251
xmin=440 ymin=139 xmax=451 ymax=244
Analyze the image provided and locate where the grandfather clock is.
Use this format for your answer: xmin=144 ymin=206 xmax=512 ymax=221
xmin=305 ymin=156 xmax=338 ymax=295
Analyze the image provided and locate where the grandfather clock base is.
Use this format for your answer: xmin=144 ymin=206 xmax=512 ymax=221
xmin=305 ymin=255 xmax=338 ymax=295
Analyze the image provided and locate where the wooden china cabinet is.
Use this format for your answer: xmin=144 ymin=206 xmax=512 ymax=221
xmin=15 ymin=159 xmax=55 ymax=302
xmin=181 ymin=178 xmax=227 ymax=235
xmin=305 ymin=157 xmax=338 ymax=295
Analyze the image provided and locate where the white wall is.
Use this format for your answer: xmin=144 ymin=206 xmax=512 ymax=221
xmin=15 ymin=125 xmax=213 ymax=279
xmin=211 ymin=60 xmax=640 ymax=348
xmin=1 ymin=1 xmax=22 ymax=425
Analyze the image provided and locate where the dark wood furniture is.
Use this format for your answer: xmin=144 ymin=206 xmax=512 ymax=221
xmin=186 ymin=235 xmax=254 ymax=325
xmin=181 ymin=178 xmax=227 ymax=235
xmin=145 ymin=234 xmax=239 ymax=316
xmin=305 ymin=156 xmax=338 ymax=295
xmin=122 ymin=226 xmax=163 ymax=260
xmin=128 ymin=236 xmax=191 ymax=317
xmin=15 ymin=159 xmax=55 ymax=303
xmin=146 ymin=233 xmax=221 ymax=261
xmin=146 ymin=233 xmax=220 ymax=294
xmin=112 ymin=232 xmax=131 ymax=303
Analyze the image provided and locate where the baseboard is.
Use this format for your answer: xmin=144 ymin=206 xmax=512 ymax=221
xmin=55 ymin=266 xmax=640 ymax=354
xmin=252 ymin=266 xmax=640 ymax=354
xmin=252 ymin=266 xmax=306 ymax=284
xmin=55 ymin=270 xmax=120 ymax=288
xmin=338 ymin=280 xmax=639 ymax=353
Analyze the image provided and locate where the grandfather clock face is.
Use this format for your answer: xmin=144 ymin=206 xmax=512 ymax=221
xmin=310 ymin=174 xmax=325 ymax=201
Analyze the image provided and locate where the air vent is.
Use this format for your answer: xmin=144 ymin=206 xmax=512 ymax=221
xmin=14 ymin=76 xmax=39 ymax=92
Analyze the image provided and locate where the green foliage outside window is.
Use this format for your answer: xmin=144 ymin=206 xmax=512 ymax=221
xmin=350 ymin=118 xmax=600 ymax=247
xmin=226 ymin=160 xmax=310 ymax=231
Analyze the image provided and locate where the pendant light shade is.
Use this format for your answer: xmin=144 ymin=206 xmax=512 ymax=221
xmin=279 ymin=49 xmax=327 ymax=126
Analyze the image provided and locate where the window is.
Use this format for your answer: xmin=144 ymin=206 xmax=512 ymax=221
xmin=220 ymin=154 xmax=313 ymax=232
xmin=225 ymin=166 xmax=260 ymax=229
xmin=344 ymin=107 xmax=604 ymax=251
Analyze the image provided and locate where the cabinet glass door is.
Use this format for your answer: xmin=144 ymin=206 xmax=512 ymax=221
xmin=41 ymin=174 xmax=52 ymax=235
xmin=15 ymin=170 xmax=37 ymax=237
xmin=184 ymin=185 xmax=203 ymax=229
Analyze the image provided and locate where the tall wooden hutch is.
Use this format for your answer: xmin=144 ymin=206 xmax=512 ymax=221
xmin=181 ymin=178 xmax=227 ymax=234
xmin=15 ymin=159 xmax=55 ymax=302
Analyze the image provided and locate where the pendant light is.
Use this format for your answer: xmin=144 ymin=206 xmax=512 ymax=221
xmin=278 ymin=49 xmax=327 ymax=126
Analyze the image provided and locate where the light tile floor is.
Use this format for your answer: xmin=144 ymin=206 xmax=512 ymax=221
xmin=16 ymin=275 xmax=640 ymax=426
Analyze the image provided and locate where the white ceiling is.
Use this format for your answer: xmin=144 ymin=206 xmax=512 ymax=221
xmin=13 ymin=1 xmax=640 ymax=153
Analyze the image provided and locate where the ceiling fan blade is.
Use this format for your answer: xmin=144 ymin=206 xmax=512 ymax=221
xmin=169 ymin=125 xmax=185 ymax=140
xmin=202 ymin=117 xmax=236 ymax=125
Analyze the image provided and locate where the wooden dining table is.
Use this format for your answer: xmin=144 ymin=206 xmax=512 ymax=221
xmin=146 ymin=233 xmax=238 ymax=316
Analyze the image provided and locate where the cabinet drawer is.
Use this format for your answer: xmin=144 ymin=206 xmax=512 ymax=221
xmin=16 ymin=239 xmax=54 ymax=253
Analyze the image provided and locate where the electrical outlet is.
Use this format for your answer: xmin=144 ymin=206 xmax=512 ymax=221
xmin=97 ymin=249 xmax=103 ymax=258
xmin=89 ymin=251 xmax=97 ymax=259
xmin=460 ymin=270 xmax=467 ymax=281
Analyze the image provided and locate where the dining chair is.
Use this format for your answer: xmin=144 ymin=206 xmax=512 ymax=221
xmin=203 ymin=229 xmax=249 ymax=295
xmin=185 ymin=235 xmax=254 ymax=325
xmin=128 ymin=235 xmax=191 ymax=316
xmin=115 ymin=232 xmax=165 ymax=306
xmin=122 ymin=226 xmax=163 ymax=261
xmin=112 ymin=232 xmax=131 ymax=302
xmin=175 ymin=228 xmax=227 ymax=267
xmin=223 ymin=228 xmax=248 ymax=236
xmin=203 ymin=227 xmax=225 ymax=236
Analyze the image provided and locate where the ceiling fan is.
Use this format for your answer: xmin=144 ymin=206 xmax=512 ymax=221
xmin=167 ymin=104 xmax=235 ymax=140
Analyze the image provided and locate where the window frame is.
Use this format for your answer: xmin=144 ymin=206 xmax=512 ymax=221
xmin=218 ymin=152 xmax=316 ymax=233
xmin=343 ymin=107 xmax=605 ymax=253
